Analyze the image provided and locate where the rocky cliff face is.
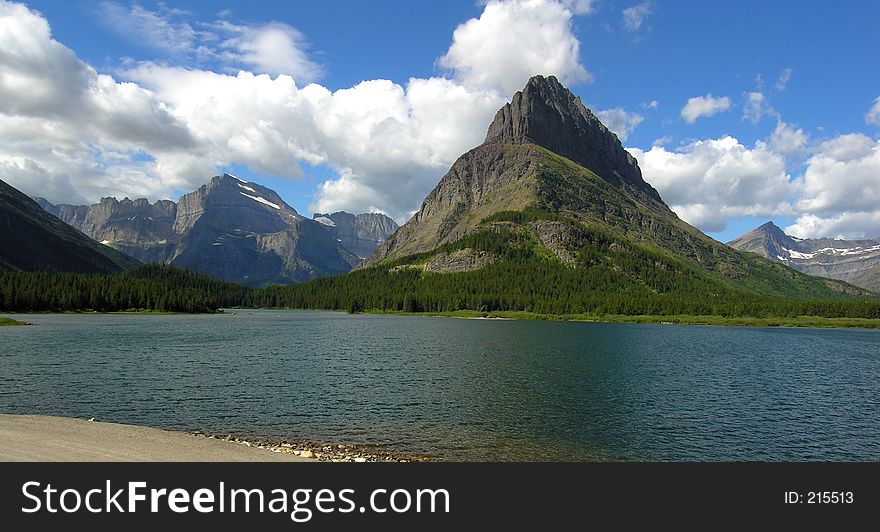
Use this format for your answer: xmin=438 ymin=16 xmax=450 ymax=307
xmin=729 ymin=222 xmax=880 ymax=291
xmin=38 ymin=196 xmax=177 ymax=263
xmin=36 ymin=174 xmax=357 ymax=287
xmin=484 ymin=75 xmax=663 ymax=204
xmin=313 ymin=211 xmax=399 ymax=258
xmin=363 ymin=75 xmax=687 ymax=267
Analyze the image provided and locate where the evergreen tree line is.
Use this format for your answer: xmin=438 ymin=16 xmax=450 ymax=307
xmin=0 ymin=265 xmax=248 ymax=313
xmin=2 ymin=234 xmax=879 ymax=319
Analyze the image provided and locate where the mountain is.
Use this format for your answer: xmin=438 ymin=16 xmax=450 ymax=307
xmin=364 ymin=74 xmax=671 ymax=266
xmin=313 ymin=211 xmax=398 ymax=258
xmin=0 ymin=178 xmax=137 ymax=273
xmin=37 ymin=174 xmax=358 ymax=287
xmin=37 ymin=196 xmax=178 ymax=263
xmin=359 ymin=76 xmax=862 ymax=296
xmin=276 ymin=75 xmax=873 ymax=317
xmin=729 ymin=222 xmax=880 ymax=292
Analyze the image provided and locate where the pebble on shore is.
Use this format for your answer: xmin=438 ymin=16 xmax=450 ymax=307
xmin=187 ymin=431 xmax=432 ymax=462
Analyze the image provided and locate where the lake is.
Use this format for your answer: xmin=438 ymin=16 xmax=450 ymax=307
xmin=2 ymin=310 xmax=879 ymax=461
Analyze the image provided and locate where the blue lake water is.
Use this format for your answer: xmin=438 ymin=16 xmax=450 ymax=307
xmin=2 ymin=310 xmax=878 ymax=461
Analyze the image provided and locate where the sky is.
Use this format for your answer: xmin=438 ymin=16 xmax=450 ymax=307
xmin=1 ymin=0 xmax=878 ymax=243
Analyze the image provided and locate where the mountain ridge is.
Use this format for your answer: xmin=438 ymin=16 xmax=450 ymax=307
xmin=36 ymin=174 xmax=355 ymax=286
xmin=729 ymin=221 xmax=880 ymax=292
xmin=36 ymin=175 xmax=398 ymax=287
xmin=484 ymin=75 xmax=663 ymax=204
xmin=312 ymin=211 xmax=399 ymax=258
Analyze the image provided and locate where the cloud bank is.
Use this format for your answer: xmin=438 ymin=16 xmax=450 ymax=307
xmin=0 ymin=0 xmax=591 ymax=221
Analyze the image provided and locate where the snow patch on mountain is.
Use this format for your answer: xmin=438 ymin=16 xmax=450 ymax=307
xmin=239 ymin=192 xmax=280 ymax=210
xmin=314 ymin=216 xmax=336 ymax=227
xmin=786 ymin=249 xmax=814 ymax=260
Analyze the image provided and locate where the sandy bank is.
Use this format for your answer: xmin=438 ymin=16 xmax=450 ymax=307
xmin=0 ymin=415 xmax=313 ymax=462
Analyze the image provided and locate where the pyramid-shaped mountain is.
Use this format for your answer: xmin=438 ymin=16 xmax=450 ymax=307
xmin=343 ymin=75 xmax=869 ymax=307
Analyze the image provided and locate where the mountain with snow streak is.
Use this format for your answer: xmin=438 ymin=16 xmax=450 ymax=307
xmin=728 ymin=222 xmax=880 ymax=292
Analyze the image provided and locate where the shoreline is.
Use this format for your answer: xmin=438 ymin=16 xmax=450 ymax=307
xmin=357 ymin=309 xmax=880 ymax=330
xmin=224 ymin=307 xmax=880 ymax=329
xmin=0 ymin=414 xmax=429 ymax=462
xmin=7 ymin=308 xmax=879 ymax=329
xmin=186 ymin=431 xmax=432 ymax=462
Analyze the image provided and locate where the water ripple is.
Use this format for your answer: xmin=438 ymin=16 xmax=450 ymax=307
xmin=2 ymin=311 xmax=879 ymax=461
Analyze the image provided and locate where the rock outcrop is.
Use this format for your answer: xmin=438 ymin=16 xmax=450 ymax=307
xmin=484 ymin=75 xmax=663 ymax=204
xmin=38 ymin=196 xmax=177 ymax=263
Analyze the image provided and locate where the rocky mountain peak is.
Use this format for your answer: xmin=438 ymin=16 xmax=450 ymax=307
xmin=753 ymin=221 xmax=792 ymax=244
xmin=484 ymin=75 xmax=661 ymax=201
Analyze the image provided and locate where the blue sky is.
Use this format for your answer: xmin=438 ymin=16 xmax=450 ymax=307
xmin=3 ymin=0 xmax=879 ymax=242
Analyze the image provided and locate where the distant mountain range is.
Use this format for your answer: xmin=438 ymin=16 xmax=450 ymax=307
xmin=0 ymin=178 xmax=136 ymax=273
xmin=729 ymin=222 xmax=880 ymax=292
xmin=35 ymin=174 xmax=397 ymax=287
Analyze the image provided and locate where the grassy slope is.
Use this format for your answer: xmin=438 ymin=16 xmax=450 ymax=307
xmin=265 ymin=212 xmax=879 ymax=322
xmin=532 ymin=148 xmax=868 ymax=300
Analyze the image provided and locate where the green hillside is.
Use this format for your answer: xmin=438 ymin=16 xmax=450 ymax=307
xmin=259 ymin=210 xmax=878 ymax=319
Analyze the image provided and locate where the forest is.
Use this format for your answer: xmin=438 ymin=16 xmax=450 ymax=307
xmin=2 ymin=233 xmax=879 ymax=320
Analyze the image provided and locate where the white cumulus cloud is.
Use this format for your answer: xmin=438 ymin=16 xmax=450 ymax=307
xmin=0 ymin=0 xmax=197 ymax=203
xmin=212 ymin=20 xmax=323 ymax=80
xmin=769 ymin=121 xmax=808 ymax=158
xmin=438 ymin=0 xmax=591 ymax=95
xmin=792 ymin=134 xmax=880 ymax=223
xmin=680 ymin=94 xmax=732 ymax=124
xmin=0 ymin=0 xmax=597 ymax=221
xmin=630 ymin=137 xmax=794 ymax=232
